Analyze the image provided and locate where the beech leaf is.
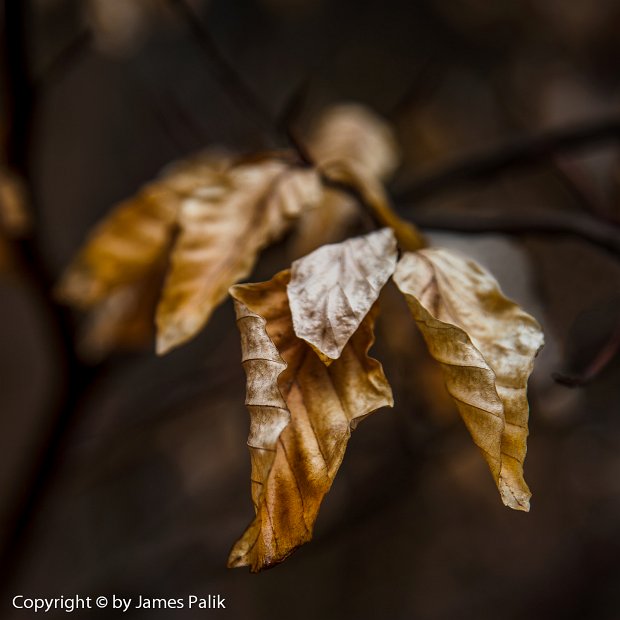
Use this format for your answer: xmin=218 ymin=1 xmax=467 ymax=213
xmin=307 ymin=103 xmax=399 ymax=179
xmin=78 ymin=261 xmax=167 ymax=360
xmin=0 ymin=167 xmax=30 ymax=237
xmin=229 ymin=270 xmax=393 ymax=571
xmin=288 ymin=228 xmax=397 ymax=362
xmin=393 ymin=248 xmax=544 ymax=511
xmin=57 ymin=151 xmax=229 ymax=308
xmin=155 ymin=162 xmax=322 ymax=354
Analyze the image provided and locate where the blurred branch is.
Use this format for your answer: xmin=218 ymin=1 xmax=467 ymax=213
xmin=553 ymin=320 xmax=620 ymax=388
xmin=0 ymin=0 xmax=106 ymax=593
xmin=396 ymin=116 xmax=620 ymax=203
xmin=34 ymin=28 xmax=92 ymax=94
xmin=167 ymin=0 xmax=282 ymax=146
xmin=406 ymin=208 xmax=620 ymax=257
xmin=167 ymin=0 xmax=317 ymax=163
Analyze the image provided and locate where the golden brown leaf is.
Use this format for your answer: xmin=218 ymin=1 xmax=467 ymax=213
xmin=57 ymin=151 xmax=229 ymax=308
xmin=288 ymin=228 xmax=397 ymax=362
xmin=155 ymin=162 xmax=322 ymax=354
xmin=78 ymin=261 xmax=167 ymax=360
xmin=291 ymin=103 xmax=400 ymax=256
xmin=307 ymin=103 xmax=399 ymax=179
xmin=393 ymin=248 xmax=544 ymax=510
xmin=229 ymin=270 xmax=393 ymax=571
xmin=0 ymin=167 xmax=30 ymax=237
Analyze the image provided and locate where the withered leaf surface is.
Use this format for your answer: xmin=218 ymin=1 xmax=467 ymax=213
xmin=307 ymin=103 xmax=399 ymax=179
xmin=288 ymin=228 xmax=397 ymax=362
xmin=229 ymin=270 xmax=393 ymax=571
xmin=156 ymin=161 xmax=322 ymax=354
xmin=393 ymin=248 xmax=544 ymax=510
xmin=0 ymin=167 xmax=30 ymax=236
xmin=57 ymin=151 xmax=229 ymax=308
xmin=78 ymin=260 xmax=167 ymax=360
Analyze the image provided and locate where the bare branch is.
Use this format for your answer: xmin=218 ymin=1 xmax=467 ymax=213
xmin=0 ymin=1 xmax=106 ymax=594
xmin=553 ymin=320 xmax=620 ymax=387
xmin=395 ymin=117 xmax=620 ymax=204
xmin=167 ymin=0 xmax=281 ymax=146
xmin=34 ymin=28 xmax=92 ymax=94
xmin=405 ymin=208 xmax=620 ymax=258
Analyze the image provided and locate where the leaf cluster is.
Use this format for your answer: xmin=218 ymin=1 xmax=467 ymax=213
xmin=58 ymin=104 xmax=544 ymax=571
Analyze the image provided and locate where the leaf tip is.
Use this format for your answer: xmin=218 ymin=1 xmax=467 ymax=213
xmin=499 ymin=479 xmax=531 ymax=512
xmin=155 ymin=321 xmax=190 ymax=355
xmin=55 ymin=268 xmax=102 ymax=308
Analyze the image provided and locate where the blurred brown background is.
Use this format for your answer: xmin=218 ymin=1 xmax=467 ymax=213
xmin=1 ymin=0 xmax=620 ymax=618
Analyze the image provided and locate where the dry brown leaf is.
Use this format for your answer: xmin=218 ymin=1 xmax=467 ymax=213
xmin=0 ymin=167 xmax=30 ymax=237
xmin=155 ymin=162 xmax=322 ymax=354
xmin=59 ymin=147 xmax=321 ymax=357
xmin=307 ymin=103 xmax=399 ymax=178
xmin=393 ymin=248 xmax=544 ymax=510
xmin=229 ymin=270 xmax=393 ymax=571
xmin=78 ymin=261 xmax=167 ymax=360
xmin=57 ymin=151 xmax=229 ymax=308
xmin=291 ymin=103 xmax=400 ymax=256
xmin=288 ymin=228 xmax=397 ymax=362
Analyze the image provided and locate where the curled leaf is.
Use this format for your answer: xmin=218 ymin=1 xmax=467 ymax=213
xmin=229 ymin=270 xmax=393 ymax=571
xmin=155 ymin=162 xmax=322 ymax=354
xmin=288 ymin=228 xmax=397 ymax=362
xmin=393 ymin=248 xmax=544 ymax=511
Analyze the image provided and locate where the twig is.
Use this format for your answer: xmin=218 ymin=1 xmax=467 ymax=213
xmin=405 ymin=208 xmax=620 ymax=258
xmin=167 ymin=0 xmax=318 ymax=160
xmin=34 ymin=28 xmax=92 ymax=94
xmin=395 ymin=116 xmax=620 ymax=204
xmin=553 ymin=320 xmax=620 ymax=387
xmin=167 ymin=0 xmax=282 ymax=146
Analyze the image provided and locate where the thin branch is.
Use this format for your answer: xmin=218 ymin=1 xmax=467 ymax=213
xmin=395 ymin=116 xmax=620 ymax=204
xmin=405 ymin=207 xmax=620 ymax=257
xmin=167 ymin=0 xmax=283 ymax=146
xmin=553 ymin=320 xmax=620 ymax=387
xmin=33 ymin=28 xmax=92 ymax=94
xmin=0 ymin=0 xmax=106 ymax=593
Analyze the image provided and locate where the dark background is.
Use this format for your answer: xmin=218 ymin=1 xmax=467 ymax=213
xmin=1 ymin=0 xmax=620 ymax=618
